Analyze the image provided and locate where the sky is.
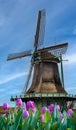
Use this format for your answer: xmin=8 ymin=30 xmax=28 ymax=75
xmin=0 ymin=0 xmax=76 ymax=106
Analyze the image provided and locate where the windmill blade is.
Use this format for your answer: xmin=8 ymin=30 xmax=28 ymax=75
xmin=22 ymin=62 xmax=33 ymax=94
xmin=34 ymin=9 xmax=46 ymax=50
xmin=37 ymin=42 xmax=68 ymax=56
xmin=7 ymin=50 xmax=32 ymax=61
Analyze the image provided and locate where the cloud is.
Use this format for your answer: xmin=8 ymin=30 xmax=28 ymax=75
xmin=0 ymin=72 xmax=27 ymax=85
xmin=66 ymin=87 xmax=76 ymax=91
xmin=66 ymin=87 xmax=76 ymax=95
xmin=6 ymin=89 xmax=21 ymax=95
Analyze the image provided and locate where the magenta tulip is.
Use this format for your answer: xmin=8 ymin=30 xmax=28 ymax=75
xmin=16 ymin=98 xmax=22 ymax=107
xmin=42 ymin=106 xmax=47 ymax=114
xmin=67 ymin=109 xmax=73 ymax=117
xmin=26 ymin=100 xmax=35 ymax=109
xmin=3 ymin=103 xmax=9 ymax=110
xmin=48 ymin=104 xmax=54 ymax=113
xmin=23 ymin=110 xmax=29 ymax=118
xmin=56 ymin=105 xmax=60 ymax=111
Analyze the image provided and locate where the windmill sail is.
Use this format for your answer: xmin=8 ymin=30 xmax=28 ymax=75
xmin=7 ymin=50 xmax=32 ymax=61
xmin=34 ymin=9 xmax=46 ymax=49
xmin=38 ymin=9 xmax=46 ymax=46
xmin=22 ymin=62 xmax=33 ymax=94
xmin=37 ymin=42 xmax=68 ymax=56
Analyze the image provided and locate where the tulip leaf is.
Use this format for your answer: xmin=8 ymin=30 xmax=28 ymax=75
xmin=44 ymin=111 xmax=51 ymax=122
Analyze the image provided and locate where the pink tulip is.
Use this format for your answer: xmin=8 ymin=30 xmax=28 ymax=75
xmin=40 ymin=114 xmax=44 ymax=122
xmin=48 ymin=104 xmax=54 ymax=113
xmin=67 ymin=109 xmax=73 ymax=117
xmin=16 ymin=98 xmax=22 ymax=107
xmin=3 ymin=103 xmax=9 ymax=110
xmin=42 ymin=106 xmax=47 ymax=114
xmin=23 ymin=110 xmax=29 ymax=118
xmin=56 ymin=105 xmax=60 ymax=111
xmin=26 ymin=100 xmax=35 ymax=109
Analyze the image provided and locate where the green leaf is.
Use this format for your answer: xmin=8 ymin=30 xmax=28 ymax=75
xmin=44 ymin=122 xmax=51 ymax=130
xmin=30 ymin=111 xmax=40 ymax=129
xmin=44 ymin=111 xmax=51 ymax=123
xmin=51 ymin=122 xmax=59 ymax=130
xmin=59 ymin=117 xmax=67 ymax=130
xmin=14 ymin=108 xmax=23 ymax=130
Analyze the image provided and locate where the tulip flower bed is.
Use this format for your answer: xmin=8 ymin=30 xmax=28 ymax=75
xmin=0 ymin=99 xmax=76 ymax=130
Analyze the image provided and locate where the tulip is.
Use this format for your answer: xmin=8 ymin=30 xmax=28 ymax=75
xmin=42 ymin=106 xmax=47 ymax=114
xmin=3 ymin=103 xmax=9 ymax=110
xmin=67 ymin=109 xmax=73 ymax=117
xmin=16 ymin=98 xmax=22 ymax=107
xmin=40 ymin=114 xmax=44 ymax=122
xmin=23 ymin=110 xmax=29 ymax=118
xmin=48 ymin=104 xmax=54 ymax=113
xmin=26 ymin=100 xmax=35 ymax=109
xmin=56 ymin=105 xmax=60 ymax=111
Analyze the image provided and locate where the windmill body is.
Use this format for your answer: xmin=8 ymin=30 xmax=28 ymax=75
xmin=26 ymin=52 xmax=66 ymax=94
xmin=7 ymin=10 xmax=76 ymax=107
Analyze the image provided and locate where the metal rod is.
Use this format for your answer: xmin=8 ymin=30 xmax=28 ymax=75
xmin=60 ymin=54 xmax=64 ymax=88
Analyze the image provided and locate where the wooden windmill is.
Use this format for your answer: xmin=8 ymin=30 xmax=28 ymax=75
xmin=7 ymin=10 xmax=76 ymax=107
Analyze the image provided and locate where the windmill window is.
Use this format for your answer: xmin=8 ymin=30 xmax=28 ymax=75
xmin=42 ymin=78 xmax=54 ymax=83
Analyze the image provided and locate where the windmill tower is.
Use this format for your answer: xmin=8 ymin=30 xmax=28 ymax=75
xmin=26 ymin=45 xmax=68 ymax=94
xmin=7 ymin=10 xmax=76 ymax=107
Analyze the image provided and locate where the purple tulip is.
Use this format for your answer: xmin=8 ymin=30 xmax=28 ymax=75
xmin=23 ymin=110 xmax=29 ymax=118
xmin=56 ymin=105 xmax=60 ymax=111
xmin=42 ymin=106 xmax=47 ymax=114
xmin=40 ymin=114 xmax=44 ymax=122
xmin=26 ymin=100 xmax=35 ymax=109
xmin=3 ymin=103 xmax=9 ymax=110
xmin=48 ymin=104 xmax=54 ymax=113
xmin=67 ymin=109 xmax=73 ymax=117
xmin=16 ymin=98 xmax=22 ymax=107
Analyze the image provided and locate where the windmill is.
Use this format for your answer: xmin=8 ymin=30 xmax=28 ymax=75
xmin=7 ymin=9 xmax=76 ymax=107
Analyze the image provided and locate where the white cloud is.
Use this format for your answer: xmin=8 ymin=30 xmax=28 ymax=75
xmin=66 ymin=87 xmax=76 ymax=91
xmin=0 ymin=72 xmax=27 ymax=85
xmin=7 ymin=89 xmax=21 ymax=95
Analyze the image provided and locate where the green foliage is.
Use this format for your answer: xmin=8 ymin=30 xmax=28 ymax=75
xmin=0 ymin=104 xmax=76 ymax=130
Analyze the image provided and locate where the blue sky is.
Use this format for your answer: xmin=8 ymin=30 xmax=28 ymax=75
xmin=0 ymin=0 xmax=76 ymax=106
